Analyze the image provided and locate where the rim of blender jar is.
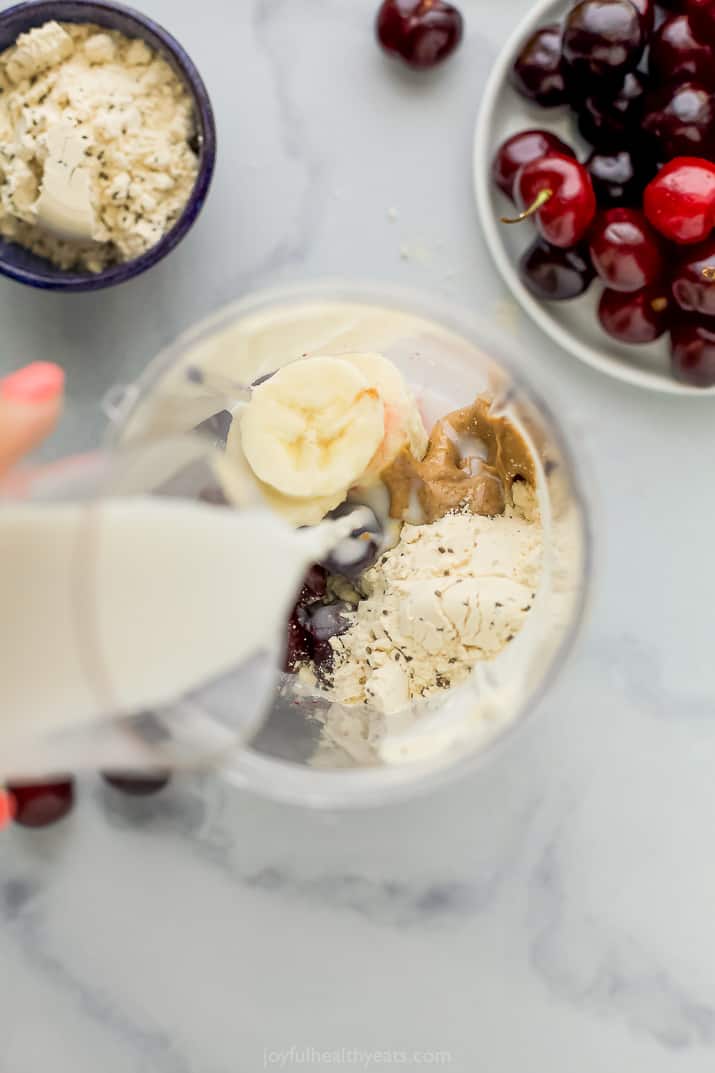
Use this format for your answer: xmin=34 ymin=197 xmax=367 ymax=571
xmin=105 ymin=279 xmax=594 ymax=808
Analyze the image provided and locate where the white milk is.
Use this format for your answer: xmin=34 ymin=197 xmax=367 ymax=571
xmin=0 ymin=497 xmax=357 ymax=764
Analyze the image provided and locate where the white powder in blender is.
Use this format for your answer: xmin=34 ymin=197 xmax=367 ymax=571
xmin=0 ymin=21 xmax=200 ymax=272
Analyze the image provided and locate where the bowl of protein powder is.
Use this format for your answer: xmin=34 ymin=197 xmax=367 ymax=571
xmin=0 ymin=0 xmax=216 ymax=290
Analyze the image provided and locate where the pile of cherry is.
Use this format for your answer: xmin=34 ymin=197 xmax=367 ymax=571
xmin=1 ymin=772 xmax=170 ymax=829
xmin=494 ymin=0 xmax=715 ymax=387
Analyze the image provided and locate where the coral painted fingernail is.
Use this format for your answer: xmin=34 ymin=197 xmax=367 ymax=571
xmin=0 ymin=362 xmax=65 ymax=403
xmin=0 ymin=790 xmax=16 ymax=830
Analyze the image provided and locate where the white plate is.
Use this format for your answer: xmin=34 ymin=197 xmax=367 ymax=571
xmin=473 ymin=0 xmax=715 ymax=397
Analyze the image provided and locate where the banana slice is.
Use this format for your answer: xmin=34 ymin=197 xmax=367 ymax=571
xmin=338 ymin=352 xmax=428 ymax=474
xmin=240 ymin=356 xmax=385 ymax=498
xmin=219 ymin=426 xmax=345 ymax=526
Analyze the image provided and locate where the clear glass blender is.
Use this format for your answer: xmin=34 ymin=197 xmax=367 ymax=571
xmin=101 ymin=280 xmax=592 ymax=808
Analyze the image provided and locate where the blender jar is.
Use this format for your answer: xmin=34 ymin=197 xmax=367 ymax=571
xmin=106 ymin=281 xmax=592 ymax=807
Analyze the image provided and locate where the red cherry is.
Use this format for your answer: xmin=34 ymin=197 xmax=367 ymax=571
xmin=284 ymin=610 xmax=313 ymax=671
xmin=586 ymin=148 xmax=658 ymax=207
xmin=102 ymin=772 xmax=170 ymax=795
xmin=519 ymin=239 xmax=595 ymax=300
xmin=376 ymin=0 xmax=463 ymax=69
xmin=671 ymin=234 xmax=715 ymax=314
xmin=644 ymin=157 xmax=715 ymax=244
xmin=688 ymin=0 xmax=715 ymax=45
xmin=506 ymin=153 xmax=597 ymax=248
xmin=578 ymin=70 xmax=650 ymax=149
xmin=7 ymin=779 xmax=74 ymax=828
xmin=562 ymin=0 xmax=645 ymax=87
xmin=670 ymin=317 xmax=715 ymax=384
xmin=492 ymin=130 xmax=575 ymax=201
xmin=598 ymin=286 xmax=671 ymax=343
xmin=642 ymin=82 xmax=715 ymax=160
xmin=589 ymin=209 xmax=665 ymax=292
xmin=649 ymin=15 xmax=715 ymax=87
xmin=510 ymin=25 xmax=567 ymax=106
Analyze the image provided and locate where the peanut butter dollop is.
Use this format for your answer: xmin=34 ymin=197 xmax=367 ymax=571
xmin=382 ymin=396 xmax=535 ymax=523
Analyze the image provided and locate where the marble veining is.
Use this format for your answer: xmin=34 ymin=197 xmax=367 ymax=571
xmin=529 ymin=837 xmax=715 ymax=1051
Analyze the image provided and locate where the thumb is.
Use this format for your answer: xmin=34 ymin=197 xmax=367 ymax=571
xmin=0 ymin=362 xmax=65 ymax=478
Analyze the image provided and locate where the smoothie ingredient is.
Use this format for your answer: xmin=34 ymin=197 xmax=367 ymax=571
xmin=650 ymin=13 xmax=715 ymax=87
xmin=510 ymin=24 xmax=567 ymax=107
xmin=240 ymin=357 xmax=385 ymax=499
xmin=375 ymin=0 xmax=464 ymax=70
xmin=328 ymin=508 xmax=541 ymax=716
xmin=102 ymin=772 xmax=171 ymax=795
xmin=562 ymin=0 xmax=645 ymax=87
xmin=519 ymin=238 xmax=595 ymax=301
xmin=0 ymin=21 xmax=199 ymax=272
xmin=492 ymin=129 xmax=575 ymax=201
xmin=585 ymin=149 xmax=657 ymax=209
xmin=577 ymin=70 xmax=649 ymax=148
xmin=382 ymin=395 xmax=535 ymax=524
xmin=588 ymin=208 xmax=665 ymax=292
xmin=671 ymin=235 xmax=715 ymax=314
xmin=688 ymin=0 xmax=715 ymax=45
xmin=498 ymin=0 xmax=715 ymax=386
xmin=644 ymin=157 xmax=715 ymax=244
xmin=7 ymin=778 xmax=74 ymax=827
xmin=670 ymin=317 xmax=715 ymax=384
xmin=598 ymin=285 xmax=671 ymax=344
xmin=642 ymin=82 xmax=715 ymax=161
xmin=505 ymin=154 xmax=597 ymax=248
xmin=230 ymin=353 xmax=427 ymax=528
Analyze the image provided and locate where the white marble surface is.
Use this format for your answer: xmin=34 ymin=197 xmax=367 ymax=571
xmin=2 ymin=1 xmax=715 ymax=1070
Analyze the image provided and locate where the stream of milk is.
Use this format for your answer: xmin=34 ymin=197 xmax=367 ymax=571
xmin=0 ymin=497 xmax=363 ymax=774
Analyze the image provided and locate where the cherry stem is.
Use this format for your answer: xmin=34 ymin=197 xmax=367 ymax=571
xmin=702 ymin=267 xmax=715 ymax=282
xmin=501 ymin=188 xmax=553 ymax=225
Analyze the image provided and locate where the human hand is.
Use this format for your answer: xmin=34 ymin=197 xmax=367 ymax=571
xmin=0 ymin=361 xmax=65 ymax=829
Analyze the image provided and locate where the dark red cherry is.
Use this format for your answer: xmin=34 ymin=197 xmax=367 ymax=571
xmin=284 ymin=611 xmax=313 ymax=672
xmin=578 ymin=70 xmax=649 ymax=147
xmin=589 ymin=209 xmax=665 ymax=292
xmin=671 ymin=235 xmax=715 ymax=315
xmin=8 ymin=779 xmax=74 ymax=828
xmin=509 ymin=153 xmax=597 ymax=248
xmin=586 ymin=148 xmax=658 ymax=207
xmin=670 ymin=317 xmax=715 ymax=384
xmin=492 ymin=130 xmax=575 ymax=201
xmin=519 ymin=239 xmax=595 ymax=300
xmin=297 ymin=564 xmax=328 ymax=606
xmin=376 ymin=0 xmax=464 ymax=69
xmin=642 ymin=82 xmax=715 ymax=160
xmin=102 ymin=772 xmax=170 ymax=795
xmin=598 ymin=286 xmax=671 ymax=343
xmin=511 ymin=24 xmax=567 ymax=106
xmin=688 ymin=0 xmax=715 ymax=46
xmin=649 ymin=15 xmax=715 ymax=89
xmin=311 ymin=639 xmax=336 ymax=677
xmin=562 ymin=0 xmax=646 ymax=88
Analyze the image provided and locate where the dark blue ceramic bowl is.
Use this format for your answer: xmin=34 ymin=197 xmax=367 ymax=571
xmin=0 ymin=0 xmax=216 ymax=291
